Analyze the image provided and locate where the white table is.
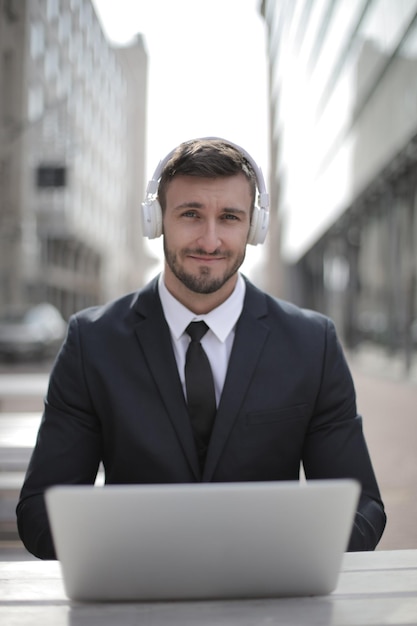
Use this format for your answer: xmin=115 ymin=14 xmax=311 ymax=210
xmin=1 ymin=550 xmax=416 ymax=625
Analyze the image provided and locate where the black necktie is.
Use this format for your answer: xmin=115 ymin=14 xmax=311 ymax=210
xmin=185 ymin=321 xmax=216 ymax=467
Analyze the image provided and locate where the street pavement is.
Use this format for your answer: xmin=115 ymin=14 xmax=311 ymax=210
xmin=0 ymin=347 xmax=416 ymax=558
xmin=346 ymin=347 xmax=417 ymax=551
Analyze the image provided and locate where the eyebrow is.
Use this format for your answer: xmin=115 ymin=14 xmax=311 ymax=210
xmin=173 ymin=202 xmax=248 ymax=216
xmin=173 ymin=201 xmax=204 ymax=211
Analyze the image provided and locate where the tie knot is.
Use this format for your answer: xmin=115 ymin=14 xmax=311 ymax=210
xmin=186 ymin=321 xmax=209 ymax=343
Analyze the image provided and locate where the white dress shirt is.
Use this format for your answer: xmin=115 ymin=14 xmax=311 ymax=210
xmin=158 ymin=273 xmax=246 ymax=406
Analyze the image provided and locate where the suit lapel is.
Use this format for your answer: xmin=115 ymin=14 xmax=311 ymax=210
xmin=203 ymin=281 xmax=270 ymax=480
xmin=133 ymin=279 xmax=200 ymax=478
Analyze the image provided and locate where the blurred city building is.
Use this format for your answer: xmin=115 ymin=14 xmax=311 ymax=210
xmin=0 ymin=0 xmax=152 ymax=321
xmin=261 ymin=0 xmax=417 ymax=371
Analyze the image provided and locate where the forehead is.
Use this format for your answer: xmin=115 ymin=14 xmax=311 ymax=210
xmin=165 ymin=173 xmax=253 ymax=207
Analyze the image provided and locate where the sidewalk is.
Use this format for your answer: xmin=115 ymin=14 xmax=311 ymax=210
xmin=347 ymin=346 xmax=417 ymax=551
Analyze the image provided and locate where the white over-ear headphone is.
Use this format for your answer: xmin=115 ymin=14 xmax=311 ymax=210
xmin=141 ymin=137 xmax=270 ymax=245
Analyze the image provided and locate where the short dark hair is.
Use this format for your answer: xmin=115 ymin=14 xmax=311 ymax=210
xmin=157 ymin=138 xmax=257 ymax=212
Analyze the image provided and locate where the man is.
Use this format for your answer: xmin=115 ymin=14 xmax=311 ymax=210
xmin=17 ymin=138 xmax=386 ymax=559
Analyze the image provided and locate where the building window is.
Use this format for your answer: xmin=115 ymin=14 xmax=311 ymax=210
xmin=28 ymin=86 xmax=44 ymax=122
xmin=30 ymin=22 xmax=45 ymax=59
xmin=47 ymin=0 xmax=60 ymax=21
xmin=2 ymin=51 xmax=14 ymax=124
xmin=58 ymin=12 xmax=72 ymax=42
xmin=44 ymin=46 xmax=60 ymax=79
xmin=79 ymin=1 xmax=93 ymax=28
xmin=56 ymin=67 xmax=72 ymax=97
xmin=68 ymin=31 xmax=83 ymax=63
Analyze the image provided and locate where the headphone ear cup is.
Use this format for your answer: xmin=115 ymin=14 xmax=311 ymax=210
xmin=141 ymin=198 xmax=163 ymax=239
xmin=248 ymin=205 xmax=270 ymax=246
xmin=248 ymin=206 xmax=260 ymax=245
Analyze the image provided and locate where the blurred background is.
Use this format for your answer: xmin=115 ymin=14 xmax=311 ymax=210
xmin=0 ymin=0 xmax=416 ymax=555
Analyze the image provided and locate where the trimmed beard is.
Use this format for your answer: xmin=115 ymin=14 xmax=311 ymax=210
xmin=163 ymin=241 xmax=246 ymax=294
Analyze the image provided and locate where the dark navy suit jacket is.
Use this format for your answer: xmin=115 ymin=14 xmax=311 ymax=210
xmin=17 ymin=276 xmax=386 ymax=558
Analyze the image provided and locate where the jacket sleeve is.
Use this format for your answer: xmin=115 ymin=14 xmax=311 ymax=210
xmin=302 ymin=318 xmax=386 ymax=551
xmin=16 ymin=315 xmax=102 ymax=559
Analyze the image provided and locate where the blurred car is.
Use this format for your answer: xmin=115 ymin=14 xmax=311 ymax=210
xmin=0 ymin=303 xmax=67 ymax=361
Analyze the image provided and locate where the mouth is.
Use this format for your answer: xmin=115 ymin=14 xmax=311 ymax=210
xmin=189 ymin=255 xmax=224 ymax=263
xmin=186 ymin=250 xmax=228 ymax=264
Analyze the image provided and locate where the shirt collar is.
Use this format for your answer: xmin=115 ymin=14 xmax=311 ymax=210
xmin=158 ymin=273 xmax=246 ymax=343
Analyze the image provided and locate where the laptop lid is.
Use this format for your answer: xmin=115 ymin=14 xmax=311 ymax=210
xmin=45 ymin=479 xmax=360 ymax=602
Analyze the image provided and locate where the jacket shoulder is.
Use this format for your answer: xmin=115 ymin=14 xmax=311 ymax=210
xmin=244 ymin=278 xmax=331 ymax=330
xmin=70 ymin=277 xmax=159 ymax=328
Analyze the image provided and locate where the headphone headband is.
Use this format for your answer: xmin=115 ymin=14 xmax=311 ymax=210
xmin=141 ymin=136 xmax=270 ymax=245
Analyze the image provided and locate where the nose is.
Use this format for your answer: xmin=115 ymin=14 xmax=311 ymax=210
xmin=197 ymin=219 xmax=221 ymax=252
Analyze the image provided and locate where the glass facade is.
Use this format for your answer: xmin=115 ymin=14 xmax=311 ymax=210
xmin=262 ymin=0 xmax=417 ymax=366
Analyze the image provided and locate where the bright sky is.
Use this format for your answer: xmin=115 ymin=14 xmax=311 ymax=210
xmin=92 ymin=0 xmax=270 ymax=276
xmin=92 ymin=0 xmax=269 ymax=175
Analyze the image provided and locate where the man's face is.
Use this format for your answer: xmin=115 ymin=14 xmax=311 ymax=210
xmin=162 ymin=173 xmax=252 ymax=303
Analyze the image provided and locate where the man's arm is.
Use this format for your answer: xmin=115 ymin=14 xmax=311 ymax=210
xmin=16 ymin=316 xmax=102 ymax=559
xmin=302 ymin=318 xmax=386 ymax=551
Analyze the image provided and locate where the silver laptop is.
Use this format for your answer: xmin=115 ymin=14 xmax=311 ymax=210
xmin=45 ymin=479 xmax=359 ymax=602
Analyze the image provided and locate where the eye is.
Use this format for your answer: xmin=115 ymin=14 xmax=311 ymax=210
xmin=222 ymin=213 xmax=240 ymax=221
xmin=181 ymin=210 xmax=198 ymax=218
